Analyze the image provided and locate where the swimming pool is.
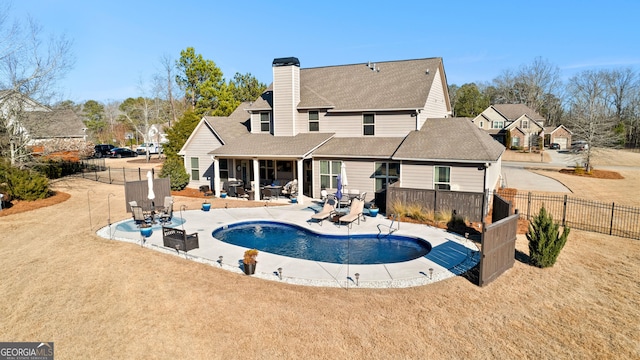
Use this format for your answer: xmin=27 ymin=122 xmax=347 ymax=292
xmin=212 ymin=221 xmax=432 ymax=265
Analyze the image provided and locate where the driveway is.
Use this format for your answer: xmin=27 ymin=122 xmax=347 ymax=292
xmin=501 ymin=164 xmax=571 ymax=193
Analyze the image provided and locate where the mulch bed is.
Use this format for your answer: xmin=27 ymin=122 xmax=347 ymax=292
xmin=558 ymin=168 xmax=624 ymax=179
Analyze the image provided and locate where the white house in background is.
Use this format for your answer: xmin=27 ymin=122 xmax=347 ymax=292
xmin=179 ymin=57 xmax=504 ymax=204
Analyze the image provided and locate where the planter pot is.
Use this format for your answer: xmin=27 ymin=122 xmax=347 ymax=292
xmin=290 ymin=198 xmax=297 ymax=204
xmin=243 ymin=262 xmax=256 ymax=275
xmin=369 ymin=208 xmax=379 ymax=217
xmin=220 ymin=193 xmax=227 ymax=199
xmin=140 ymin=227 xmax=153 ymax=237
xmin=202 ymin=203 xmax=211 ymax=211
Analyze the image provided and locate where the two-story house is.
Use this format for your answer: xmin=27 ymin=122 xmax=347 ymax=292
xmin=179 ymin=57 xmax=504 ymax=204
xmin=472 ymin=103 xmax=572 ymax=150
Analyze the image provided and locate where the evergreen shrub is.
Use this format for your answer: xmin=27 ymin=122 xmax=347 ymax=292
xmin=526 ymin=205 xmax=570 ymax=268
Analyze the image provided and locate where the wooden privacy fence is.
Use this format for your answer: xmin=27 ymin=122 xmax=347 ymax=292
xmin=479 ymin=213 xmax=519 ymax=287
xmin=387 ymin=184 xmax=486 ymax=222
xmin=497 ymin=191 xmax=640 ymax=240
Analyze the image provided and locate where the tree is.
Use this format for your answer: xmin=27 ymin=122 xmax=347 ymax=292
xmin=565 ymin=70 xmax=624 ymax=171
xmin=0 ymin=4 xmax=74 ymax=165
xmin=82 ymin=100 xmax=106 ymax=134
xmin=453 ymin=83 xmax=489 ymax=117
xmin=163 ymin=110 xmax=200 ymax=158
xmin=527 ymin=205 xmax=570 ymax=268
xmin=175 ymin=47 xmax=224 ymax=114
xmin=230 ymin=72 xmax=267 ymax=102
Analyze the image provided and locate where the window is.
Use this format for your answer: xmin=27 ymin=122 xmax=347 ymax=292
xmin=260 ymin=112 xmax=270 ymax=132
xmin=309 ymin=111 xmax=319 ymax=132
xmin=219 ymin=158 xmax=229 ymax=182
xmin=479 ymin=121 xmax=484 ymax=128
xmin=363 ymin=114 xmax=375 ymax=136
xmin=434 ymin=166 xmax=451 ymax=190
xmin=259 ymin=160 xmax=275 ymax=182
xmin=522 ymin=120 xmax=529 ymax=129
xmin=190 ymin=157 xmax=199 ymax=181
xmin=492 ymin=121 xmax=504 ymax=129
xmin=320 ymin=160 xmax=342 ymax=189
xmin=512 ymin=137 xmax=520 ymax=147
xmin=374 ymin=162 xmax=400 ymax=191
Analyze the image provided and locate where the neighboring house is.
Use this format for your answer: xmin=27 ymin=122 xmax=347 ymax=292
xmin=472 ymin=104 xmax=554 ymax=149
xmin=0 ymin=90 xmax=87 ymax=155
xmin=180 ymin=57 xmax=504 ymax=204
xmin=543 ymin=124 xmax=572 ymax=149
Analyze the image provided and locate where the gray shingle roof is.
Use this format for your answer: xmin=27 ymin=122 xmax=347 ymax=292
xmin=312 ymin=137 xmax=405 ymax=158
xmin=22 ymin=110 xmax=86 ymax=138
xmin=209 ymin=132 xmax=334 ymax=158
xmin=203 ymin=101 xmax=252 ymax=142
xmin=493 ymin=104 xmax=544 ymax=121
xmin=247 ymin=58 xmax=445 ymax=112
xmin=393 ymin=118 xmax=505 ymax=162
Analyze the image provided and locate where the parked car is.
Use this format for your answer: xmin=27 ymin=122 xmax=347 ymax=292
xmin=136 ymin=142 xmax=163 ymax=155
xmin=549 ymin=143 xmax=561 ymax=150
xmin=109 ymin=147 xmax=138 ymax=158
xmin=571 ymin=141 xmax=589 ymax=152
xmin=94 ymin=144 xmax=115 ymax=158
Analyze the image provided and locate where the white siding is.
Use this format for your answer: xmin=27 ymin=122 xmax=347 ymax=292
xmin=401 ymin=162 xmax=434 ymax=189
xmin=401 ymin=162 xmax=487 ymax=192
xmin=312 ymin=159 xmax=376 ymax=202
xmin=451 ymin=166 xmax=483 ymax=192
xmin=321 ymin=112 xmax=416 ymax=137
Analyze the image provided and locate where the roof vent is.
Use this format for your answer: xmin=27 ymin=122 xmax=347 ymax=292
xmin=426 ymin=69 xmax=430 ymax=74
xmin=272 ymin=57 xmax=300 ymax=67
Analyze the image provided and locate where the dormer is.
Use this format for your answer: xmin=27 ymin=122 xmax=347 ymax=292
xmin=272 ymin=57 xmax=300 ymax=136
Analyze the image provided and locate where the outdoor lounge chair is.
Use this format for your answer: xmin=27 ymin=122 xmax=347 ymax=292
xmin=131 ymin=205 xmax=150 ymax=226
xmin=310 ymin=199 xmax=336 ymax=225
xmin=159 ymin=196 xmax=173 ymax=223
xmin=339 ymin=198 xmax=365 ymax=228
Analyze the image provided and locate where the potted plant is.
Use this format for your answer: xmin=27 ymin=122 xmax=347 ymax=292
xmin=243 ymin=248 xmax=258 ymax=275
xmin=201 ymin=199 xmax=211 ymax=211
xmin=368 ymin=203 xmax=379 ymax=217
xmin=220 ymin=190 xmax=227 ymax=199
xmin=139 ymin=223 xmax=153 ymax=237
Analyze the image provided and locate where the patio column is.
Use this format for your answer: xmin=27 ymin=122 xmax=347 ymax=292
xmin=212 ymin=156 xmax=221 ymax=197
xmin=296 ymin=159 xmax=304 ymax=204
xmin=253 ymin=158 xmax=260 ymax=200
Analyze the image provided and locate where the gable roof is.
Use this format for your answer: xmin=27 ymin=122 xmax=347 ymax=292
xmin=204 ymin=101 xmax=252 ymax=142
xmin=209 ymin=132 xmax=334 ymax=158
xmin=21 ymin=109 xmax=85 ymax=138
xmin=492 ymin=104 xmax=544 ymax=121
xmin=392 ymin=118 xmax=505 ymax=162
xmin=544 ymin=124 xmax=573 ymax=134
xmin=504 ymin=114 xmax=544 ymax=131
xmin=248 ymin=58 xmax=447 ymax=112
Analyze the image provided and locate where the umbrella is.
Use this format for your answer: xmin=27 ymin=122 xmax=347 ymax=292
xmin=340 ymin=162 xmax=348 ymax=189
xmin=146 ymin=171 xmax=155 ymax=208
xmin=336 ymin=174 xmax=343 ymax=210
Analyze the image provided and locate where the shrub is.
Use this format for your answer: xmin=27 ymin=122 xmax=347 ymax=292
xmin=159 ymin=156 xmax=190 ymax=190
xmin=0 ymin=161 xmax=50 ymax=201
xmin=446 ymin=213 xmax=468 ymax=234
xmin=526 ymin=205 xmax=570 ymax=268
xmin=243 ymin=249 xmax=258 ymax=264
xmin=32 ymin=159 xmax=83 ymax=179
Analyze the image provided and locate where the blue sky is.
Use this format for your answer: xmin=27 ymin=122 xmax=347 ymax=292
xmin=9 ymin=0 xmax=640 ymax=104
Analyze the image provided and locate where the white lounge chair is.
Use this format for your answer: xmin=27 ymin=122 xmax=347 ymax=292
xmin=310 ymin=199 xmax=336 ymax=225
xmin=339 ymin=198 xmax=365 ymax=228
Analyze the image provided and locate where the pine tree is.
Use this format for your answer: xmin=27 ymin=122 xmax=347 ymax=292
xmin=526 ymin=205 xmax=570 ymax=268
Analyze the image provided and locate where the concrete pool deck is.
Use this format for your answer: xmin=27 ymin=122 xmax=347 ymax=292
xmin=97 ymin=202 xmax=480 ymax=288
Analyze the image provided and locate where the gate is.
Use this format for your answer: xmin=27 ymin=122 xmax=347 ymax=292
xmin=479 ymin=213 xmax=518 ymax=287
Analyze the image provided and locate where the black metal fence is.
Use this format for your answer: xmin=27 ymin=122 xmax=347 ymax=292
xmin=496 ymin=191 xmax=640 ymax=240
xmin=75 ymin=159 xmax=158 ymax=185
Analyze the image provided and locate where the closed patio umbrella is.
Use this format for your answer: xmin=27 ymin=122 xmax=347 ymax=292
xmin=146 ymin=171 xmax=155 ymax=208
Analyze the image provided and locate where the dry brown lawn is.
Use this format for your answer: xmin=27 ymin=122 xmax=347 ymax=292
xmin=1 ymin=158 xmax=639 ymax=359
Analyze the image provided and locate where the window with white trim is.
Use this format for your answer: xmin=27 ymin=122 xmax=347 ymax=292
xmin=190 ymin=157 xmax=200 ymax=181
xmin=309 ymin=111 xmax=319 ymax=132
xmin=363 ymin=113 xmax=375 ymax=136
xmin=320 ymin=160 xmax=342 ymax=189
xmin=219 ymin=158 xmax=229 ymax=182
xmin=260 ymin=112 xmax=270 ymax=132
xmin=522 ymin=120 xmax=529 ymax=129
xmin=434 ymin=166 xmax=451 ymax=190
xmin=492 ymin=121 xmax=504 ymax=129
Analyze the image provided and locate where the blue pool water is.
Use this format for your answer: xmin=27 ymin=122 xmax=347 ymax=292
xmin=116 ymin=217 xmax=186 ymax=232
xmin=212 ymin=221 xmax=431 ymax=265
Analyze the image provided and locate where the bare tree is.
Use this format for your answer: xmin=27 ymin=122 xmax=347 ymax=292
xmin=565 ymin=70 xmax=622 ymax=171
xmin=0 ymin=4 xmax=74 ymax=165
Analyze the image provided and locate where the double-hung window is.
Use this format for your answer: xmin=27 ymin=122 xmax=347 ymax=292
xmin=309 ymin=111 xmax=319 ymax=132
xmin=522 ymin=120 xmax=529 ymax=129
xmin=260 ymin=112 xmax=270 ymax=132
xmin=190 ymin=157 xmax=200 ymax=181
xmin=492 ymin=121 xmax=504 ymax=129
xmin=434 ymin=166 xmax=451 ymax=190
xmin=320 ymin=160 xmax=342 ymax=189
xmin=218 ymin=158 xmax=229 ymax=182
xmin=363 ymin=113 xmax=375 ymax=136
